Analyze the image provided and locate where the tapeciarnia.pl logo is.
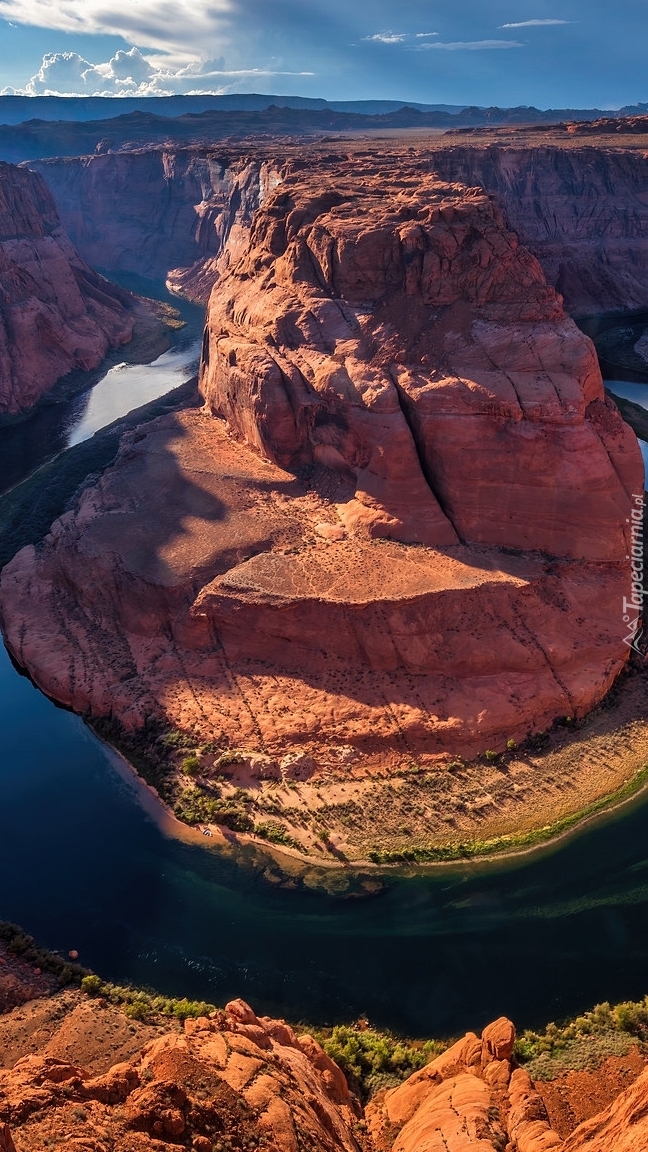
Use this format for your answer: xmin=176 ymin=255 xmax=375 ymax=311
xmin=623 ymin=493 xmax=646 ymax=656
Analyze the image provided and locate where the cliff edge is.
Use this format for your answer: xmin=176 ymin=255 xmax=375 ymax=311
xmin=0 ymin=161 xmax=134 ymax=416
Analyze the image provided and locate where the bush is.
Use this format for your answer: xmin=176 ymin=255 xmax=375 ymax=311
xmin=255 ymin=821 xmax=299 ymax=848
xmin=515 ymin=994 xmax=648 ymax=1075
xmin=81 ymin=974 xmax=102 ymax=996
xmin=182 ymin=755 xmax=201 ymax=777
xmin=317 ymin=1025 xmax=446 ymax=1100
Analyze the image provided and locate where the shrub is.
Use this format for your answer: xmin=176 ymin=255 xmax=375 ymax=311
xmin=255 ymin=822 xmax=299 ymax=848
xmin=317 ymin=1025 xmax=446 ymax=1099
xmin=182 ymin=755 xmax=201 ymax=777
xmin=81 ymin=974 xmax=103 ymax=996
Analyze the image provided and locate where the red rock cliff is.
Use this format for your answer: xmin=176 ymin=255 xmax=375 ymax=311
xmin=30 ymin=149 xmax=283 ymax=301
xmin=0 ymin=159 xmax=641 ymax=773
xmin=426 ymin=144 xmax=648 ymax=314
xmin=32 ymin=141 xmax=648 ymax=315
xmin=0 ymin=161 xmax=135 ymax=415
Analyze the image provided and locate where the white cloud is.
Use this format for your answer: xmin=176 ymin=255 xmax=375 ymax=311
xmin=9 ymin=47 xmax=314 ymax=97
xmin=363 ymin=31 xmax=439 ymax=45
xmin=500 ymin=19 xmax=572 ymax=27
xmin=363 ymin=32 xmax=406 ymax=43
xmin=419 ymin=39 xmax=524 ymax=50
xmin=0 ymin=0 xmax=234 ymax=60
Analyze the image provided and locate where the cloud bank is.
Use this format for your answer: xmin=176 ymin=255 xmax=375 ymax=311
xmin=4 ymin=46 xmax=314 ymax=96
xmin=419 ymin=40 xmax=524 ymax=51
xmin=0 ymin=0 xmax=233 ymax=61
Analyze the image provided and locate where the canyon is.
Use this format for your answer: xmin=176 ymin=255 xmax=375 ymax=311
xmin=0 ymin=147 xmax=643 ymax=859
xmin=0 ymin=161 xmax=141 ymax=416
xmin=27 ymin=125 xmax=648 ymax=316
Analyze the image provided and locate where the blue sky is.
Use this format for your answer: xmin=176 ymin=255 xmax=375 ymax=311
xmin=0 ymin=1 xmax=645 ymax=108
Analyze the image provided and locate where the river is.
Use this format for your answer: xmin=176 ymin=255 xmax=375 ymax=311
xmin=1 ymin=299 xmax=648 ymax=1040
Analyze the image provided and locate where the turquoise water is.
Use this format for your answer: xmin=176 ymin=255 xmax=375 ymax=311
xmin=2 ymin=306 xmax=648 ymax=1037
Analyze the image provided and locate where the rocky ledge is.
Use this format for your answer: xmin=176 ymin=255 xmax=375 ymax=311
xmin=0 ymin=158 xmax=642 ymax=850
xmin=1 ymin=988 xmax=648 ymax=1152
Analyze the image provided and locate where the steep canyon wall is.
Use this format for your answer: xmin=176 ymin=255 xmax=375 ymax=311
xmin=30 ymin=149 xmax=284 ymax=301
xmin=1 ymin=158 xmax=642 ymax=772
xmin=0 ymin=161 xmax=134 ymax=415
xmin=29 ymin=142 xmax=648 ymax=314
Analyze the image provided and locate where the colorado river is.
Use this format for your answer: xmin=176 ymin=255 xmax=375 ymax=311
xmin=2 ymin=301 xmax=648 ymax=1039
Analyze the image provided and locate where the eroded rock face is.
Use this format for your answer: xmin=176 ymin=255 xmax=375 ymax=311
xmin=34 ymin=141 xmax=648 ymax=316
xmin=0 ymin=998 xmax=360 ymax=1152
xmin=201 ymin=164 xmax=639 ymax=561
xmin=427 ymin=145 xmax=648 ymax=314
xmin=0 ymin=162 xmax=641 ymax=769
xmin=31 ymin=149 xmax=284 ymax=301
xmin=0 ymin=161 xmax=134 ymax=415
xmin=3 ymin=992 xmax=648 ymax=1152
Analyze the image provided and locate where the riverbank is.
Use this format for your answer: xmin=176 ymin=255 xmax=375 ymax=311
xmin=0 ymin=292 xmax=180 ymax=432
xmin=87 ymin=652 xmax=648 ymax=874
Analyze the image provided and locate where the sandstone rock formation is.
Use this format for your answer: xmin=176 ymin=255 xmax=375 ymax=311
xmin=0 ymin=161 xmax=135 ymax=415
xmin=31 ymin=149 xmax=283 ymax=300
xmin=4 ymin=986 xmax=648 ymax=1152
xmin=33 ymin=134 xmax=648 ymax=315
xmin=0 ymin=996 xmax=361 ymax=1152
xmin=0 ymin=160 xmax=642 ymax=780
xmin=426 ymin=144 xmax=648 ymax=314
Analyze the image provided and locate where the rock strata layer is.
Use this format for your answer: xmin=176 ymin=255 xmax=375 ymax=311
xmin=0 ymin=161 xmax=134 ymax=415
xmin=31 ymin=149 xmax=283 ymax=300
xmin=0 ymin=160 xmax=642 ymax=777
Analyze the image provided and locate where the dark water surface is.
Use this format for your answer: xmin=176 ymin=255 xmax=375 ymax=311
xmin=4 ymin=639 xmax=648 ymax=1037
xmin=2 ymin=303 xmax=648 ymax=1038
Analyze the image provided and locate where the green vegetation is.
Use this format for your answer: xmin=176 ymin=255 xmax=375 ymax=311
xmin=181 ymin=755 xmax=201 ymax=777
xmin=0 ymin=922 xmax=89 ymax=986
xmin=366 ymin=762 xmax=648 ymax=866
xmin=173 ymin=786 xmax=253 ymax=831
xmin=516 ymin=997 xmax=648 ymax=1079
xmin=81 ymin=971 xmax=215 ymax=1022
xmin=255 ymin=821 xmax=300 ymax=848
xmin=314 ymin=1024 xmax=446 ymax=1099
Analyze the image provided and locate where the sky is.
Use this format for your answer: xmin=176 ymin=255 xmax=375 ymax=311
xmin=0 ymin=1 xmax=645 ymax=109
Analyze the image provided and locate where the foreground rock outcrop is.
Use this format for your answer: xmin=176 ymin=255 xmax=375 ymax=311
xmin=0 ymin=161 xmax=135 ymax=415
xmin=2 ymin=991 xmax=648 ymax=1152
xmin=1 ymin=158 xmax=641 ymax=807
